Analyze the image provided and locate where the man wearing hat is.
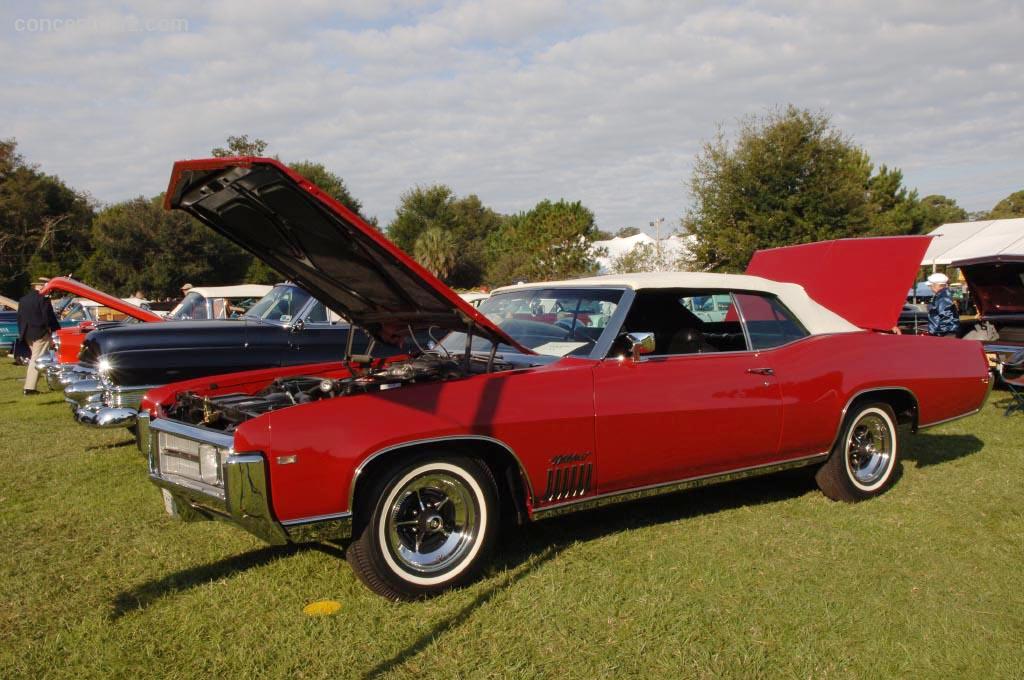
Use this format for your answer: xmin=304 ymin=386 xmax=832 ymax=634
xmin=926 ymin=273 xmax=959 ymax=337
xmin=17 ymin=278 xmax=60 ymax=395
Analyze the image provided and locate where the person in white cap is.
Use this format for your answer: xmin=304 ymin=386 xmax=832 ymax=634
xmin=926 ymin=273 xmax=958 ymax=337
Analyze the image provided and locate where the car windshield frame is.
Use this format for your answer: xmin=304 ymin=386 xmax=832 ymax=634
xmin=243 ymin=285 xmax=315 ymax=325
xmin=440 ymin=287 xmax=632 ymax=361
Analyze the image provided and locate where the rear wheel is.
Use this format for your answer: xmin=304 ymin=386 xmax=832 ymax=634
xmin=816 ymin=402 xmax=900 ymax=502
xmin=347 ymin=454 xmax=498 ymax=600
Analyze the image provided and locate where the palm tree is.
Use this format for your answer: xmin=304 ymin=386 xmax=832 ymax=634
xmin=413 ymin=228 xmax=457 ymax=281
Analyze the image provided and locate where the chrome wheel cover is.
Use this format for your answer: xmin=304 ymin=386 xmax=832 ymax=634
xmin=385 ymin=471 xmax=479 ymax=576
xmin=846 ymin=412 xmax=893 ymax=486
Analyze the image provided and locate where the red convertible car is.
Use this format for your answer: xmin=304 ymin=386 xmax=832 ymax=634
xmin=143 ymin=158 xmax=992 ymax=600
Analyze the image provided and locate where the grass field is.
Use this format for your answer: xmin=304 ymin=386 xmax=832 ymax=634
xmin=0 ymin=361 xmax=1021 ymax=679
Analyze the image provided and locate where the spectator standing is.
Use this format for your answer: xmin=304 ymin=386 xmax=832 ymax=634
xmin=926 ymin=273 xmax=959 ymax=337
xmin=17 ymin=278 xmax=60 ymax=395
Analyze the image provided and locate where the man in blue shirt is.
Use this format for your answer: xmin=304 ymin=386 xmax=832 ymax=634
xmin=926 ymin=273 xmax=959 ymax=337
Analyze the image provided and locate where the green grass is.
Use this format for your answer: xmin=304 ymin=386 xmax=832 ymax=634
xmin=0 ymin=361 xmax=1021 ymax=679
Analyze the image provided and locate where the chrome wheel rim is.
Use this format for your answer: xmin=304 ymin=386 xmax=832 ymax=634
xmin=385 ymin=472 xmax=479 ymax=575
xmin=846 ymin=413 xmax=893 ymax=486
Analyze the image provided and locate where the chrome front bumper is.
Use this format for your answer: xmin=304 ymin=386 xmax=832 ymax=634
xmin=147 ymin=418 xmax=351 ymax=544
xmin=68 ymin=380 xmax=159 ymax=429
xmin=48 ymin=362 xmax=98 ymax=391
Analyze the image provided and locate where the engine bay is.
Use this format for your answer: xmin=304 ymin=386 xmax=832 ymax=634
xmin=166 ymin=352 xmax=509 ymax=432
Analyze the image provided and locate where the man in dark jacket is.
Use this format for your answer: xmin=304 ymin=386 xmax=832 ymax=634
xmin=17 ymin=279 xmax=60 ymax=395
xmin=926 ymin=273 xmax=959 ymax=337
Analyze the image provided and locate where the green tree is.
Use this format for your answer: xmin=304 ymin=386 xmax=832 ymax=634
xmin=387 ymin=186 xmax=502 ymax=288
xmin=82 ymin=196 xmax=251 ymax=298
xmin=0 ymin=139 xmax=94 ymax=296
xmin=388 ymin=185 xmax=458 ymax=254
xmin=684 ymin=106 xmax=924 ymax=271
xmin=615 ymin=226 xmax=642 ymax=238
xmin=485 ymin=199 xmax=603 ymax=285
xmin=917 ymin=194 xmax=968 ymax=229
xmin=864 ymin=165 xmax=923 ymax=235
xmin=211 ymin=134 xmax=268 ymax=157
xmin=413 ymin=227 xmax=457 ymax=281
xmin=987 ymin=190 xmax=1024 ymax=219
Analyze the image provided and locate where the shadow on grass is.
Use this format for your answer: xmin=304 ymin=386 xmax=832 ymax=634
xmin=362 ymin=546 xmax=558 ymax=680
xmin=902 ymin=432 xmax=984 ymax=467
xmin=362 ymin=472 xmax=816 ymax=677
xmin=991 ymin=394 xmax=1024 ymax=417
xmin=110 ymin=544 xmax=310 ymax=620
xmin=85 ymin=437 xmax=136 ymax=451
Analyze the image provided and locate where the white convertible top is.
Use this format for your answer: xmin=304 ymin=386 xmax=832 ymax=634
xmin=493 ymin=272 xmax=860 ymax=336
xmin=184 ymin=285 xmax=272 ymax=299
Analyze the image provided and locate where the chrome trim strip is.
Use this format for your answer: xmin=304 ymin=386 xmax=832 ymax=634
xmin=917 ymin=374 xmax=994 ymax=430
xmin=104 ymin=383 xmax=161 ymax=409
xmin=589 ymin=287 xmax=634 ymax=360
xmin=149 ymin=417 xmax=235 ymax=449
xmin=349 ymin=434 xmax=535 ymax=511
xmin=731 ymin=291 xmax=754 ymax=351
xmin=531 ymin=452 xmax=829 ymax=520
xmin=828 ymin=386 xmax=919 ymax=448
xmin=280 ymin=510 xmax=353 ymax=526
xmin=280 ymin=511 xmax=353 ymax=542
xmin=136 ymin=411 xmax=151 ymax=457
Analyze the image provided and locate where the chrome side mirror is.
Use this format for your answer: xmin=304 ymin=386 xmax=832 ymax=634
xmin=290 ymin=319 xmax=305 ymax=334
xmin=624 ymin=332 xmax=655 ymax=361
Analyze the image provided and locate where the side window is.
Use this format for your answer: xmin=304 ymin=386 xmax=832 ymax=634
xmin=303 ymin=300 xmax=328 ymax=324
xmin=734 ymin=293 xmax=808 ymax=349
xmin=616 ymin=289 xmax=749 ymax=356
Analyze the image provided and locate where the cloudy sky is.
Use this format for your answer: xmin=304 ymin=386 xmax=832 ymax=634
xmin=2 ymin=0 xmax=1021 ymax=233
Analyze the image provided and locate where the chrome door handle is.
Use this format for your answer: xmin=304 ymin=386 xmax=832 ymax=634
xmin=746 ymin=367 xmax=774 ymax=376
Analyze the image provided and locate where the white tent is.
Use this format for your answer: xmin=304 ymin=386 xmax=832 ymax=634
xmin=923 ymin=218 xmax=1024 ymax=268
xmin=592 ymin=233 xmax=695 ymax=273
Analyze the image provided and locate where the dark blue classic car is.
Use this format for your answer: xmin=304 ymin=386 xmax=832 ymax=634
xmin=64 ymin=283 xmax=393 ymax=429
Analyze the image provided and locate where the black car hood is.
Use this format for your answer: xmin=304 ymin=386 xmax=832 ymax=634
xmin=165 ymin=157 xmax=530 ymax=353
xmin=80 ymin=319 xmax=249 ymax=359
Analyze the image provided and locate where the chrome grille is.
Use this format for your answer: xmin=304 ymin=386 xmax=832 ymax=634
xmin=158 ymin=432 xmax=226 ymax=487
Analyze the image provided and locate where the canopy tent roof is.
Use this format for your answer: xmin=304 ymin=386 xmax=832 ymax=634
xmin=923 ymin=218 xmax=1024 ymax=267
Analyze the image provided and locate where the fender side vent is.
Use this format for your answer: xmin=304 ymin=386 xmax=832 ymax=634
xmin=543 ymin=463 xmax=592 ymax=502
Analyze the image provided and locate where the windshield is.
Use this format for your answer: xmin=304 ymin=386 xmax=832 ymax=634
xmin=244 ymin=285 xmax=313 ymax=323
xmin=441 ymin=288 xmax=623 ymax=357
xmin=169 ymin=292 xmax=209 ymax=320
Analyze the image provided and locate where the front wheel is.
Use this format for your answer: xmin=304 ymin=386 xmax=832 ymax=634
xmin=347 ymin=455 xmax=498 ymax=600
xmin=816 ymin=402 xmax=901 ymax=502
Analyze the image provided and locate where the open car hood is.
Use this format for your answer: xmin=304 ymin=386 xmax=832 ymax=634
xmin=40 ymin=277 xmax=162 ymax=323
xmin=165 ymin=158 xmax=529 ymax=353
xmin=745 ymin=236 xmax=932 ymax=331
xmin=953 ymin=256 xmax=1024 ymax=317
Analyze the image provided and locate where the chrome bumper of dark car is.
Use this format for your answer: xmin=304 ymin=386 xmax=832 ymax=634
xmin=147 ymin=418 xmax=351 ymax=544
xmin=48 ymin=363 xmax=98 ymax=391
xmin=68 ymin=380 xmax=159 ymax=429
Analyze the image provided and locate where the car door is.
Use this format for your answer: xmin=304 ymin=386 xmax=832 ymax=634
xmin=592 ymin=290 xmax=784 ymax=493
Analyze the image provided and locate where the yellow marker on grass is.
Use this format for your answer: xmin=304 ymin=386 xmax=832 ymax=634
xmin=303 ymin=600 xmax=342 ymax=616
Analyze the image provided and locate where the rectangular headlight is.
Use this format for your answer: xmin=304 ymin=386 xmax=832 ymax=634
xmin=199 ymin=443 xmax=223 ymax=485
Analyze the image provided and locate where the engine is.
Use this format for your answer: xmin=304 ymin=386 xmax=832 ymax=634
xmin=165 ymin=354 xmax=472 ymax=432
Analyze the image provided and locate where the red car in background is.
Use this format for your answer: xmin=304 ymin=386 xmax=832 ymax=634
xmin=142 ymin=158 xmax=992 ymax=601
xmin=37 ymin=277 xmax=162 ymax=389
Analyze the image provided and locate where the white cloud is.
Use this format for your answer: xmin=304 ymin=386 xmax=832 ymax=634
xmin=0 ymin=0 xmax=1021 ymax=233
